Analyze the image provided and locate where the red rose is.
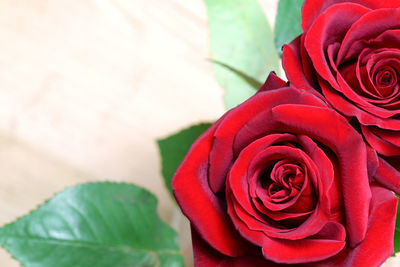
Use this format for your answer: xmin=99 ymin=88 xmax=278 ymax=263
xmin=172 ymin=74 xmax=397 ymax=266
xmin=282 ymin=0 xmax=400 ymax=193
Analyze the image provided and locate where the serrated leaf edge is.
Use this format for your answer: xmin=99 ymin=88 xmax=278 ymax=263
xmin=0 ymin=181 xmax=183 ymax=267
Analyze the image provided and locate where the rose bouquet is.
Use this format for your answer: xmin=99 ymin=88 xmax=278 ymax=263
xmin=0 ymin=0 xmax=400 ymax=267
xmin=173 ymin=0 xmax=400 ymax=266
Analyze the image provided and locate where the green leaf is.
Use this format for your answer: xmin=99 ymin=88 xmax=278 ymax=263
xmin=204 ymin=0 xmax=280 ymax=109
xmin=274 ymin=0 xmax=304 ymax=56
xmin=158 ymin=123 xmax=212 ymax=198
xmin=394 ymin=198 xmax=400 ymax=254
xmin=0 ymin=182 xmax=184 ymax=267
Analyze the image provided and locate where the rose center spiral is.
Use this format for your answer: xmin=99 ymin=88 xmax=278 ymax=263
xmin=265 ymin=161 xmax=304 ymax=202
xmin=374 ymin=66 xmax=397 ymax=91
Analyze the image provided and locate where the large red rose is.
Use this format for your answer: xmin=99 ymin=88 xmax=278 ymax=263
xmin=172 ymin=74 xmax=397 ymax=266
xmin=282 ymin=0 xmax=400 ymax=193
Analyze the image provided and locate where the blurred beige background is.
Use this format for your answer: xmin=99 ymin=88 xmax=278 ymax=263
xmin=0 ymin=0 xmax=398 ymax=266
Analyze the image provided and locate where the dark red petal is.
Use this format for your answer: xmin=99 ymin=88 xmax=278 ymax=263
xmin=192 ymin=226 xmax=226 ymax=267
xmin=361 ymin=125 xmax=400 ymax=156
xmin=172 ymin=121 xmax=250 ymax=257
xmin=282 ymin=36 xmax=318 ymax=92
xmin=258 ymin=73 xmax=288 ymax=93
xmin=304 ymin=3 xmax=370 ymax=90
xmin=226 ymin=189 xmax=280 ymax=248
xmin=261 ymin=222 xmax=346 ymax=264
xmin=253 ymin=202 xmax=313 ymax=223
xmin=245 ymin=146 xmax=317 ymax=212
xmin=320 ymin=79 xmax=400 ymax=129
xmin=209 ymin=88 xmax=326 ymax=193
xmin=337 ymin=8 xmax=400 ymax=64
xmin=227 ymin=139 xmax=326 ymax=240
xmin=335 ymin=66 xmax=400 ymax=119
xmin=297 ymin=135 xmax=335 ymax=212
xmin=227 ymin=193 xmax=345 ymax=264
xmin=191 ymin=227 xmax=275 ymax=267
xmin=374 ymin=157 xmax=400 ymax=195
xmin=368 ymin=126 xmax=400 ymax=148
xmin=271 ymin=104 xmax=371 ymax=247
xmin=301 ymin=0 xmax=400 ymax=32
xmin=366 ymin=145 xmax=379 ymax=177
xmin=355 ymin=48 xmax=400 ymax=105
xmin=231 ymin=90 xmax=327 ymax=156
xmin=342 ymin=184 xmax=397 ymax=267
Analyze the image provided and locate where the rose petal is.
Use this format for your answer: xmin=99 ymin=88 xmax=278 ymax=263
xmin=191 ymin=227 xmax=270 ymax=267
xmin=172 ymin=121 xmax=251 ymax=256
xmin=231 ymin=91 xmax=327 ymax=156
xmin=320 ymin=78 xmax=400 ymax=129
xmin=261 ymin=222 xmax=346 ymax=264
xmin=209 ymin=87 xmax=326 ymax=193
xmin=227 ymin=141 xmax=327 ymax=240
xmin=374 ymin=157 xmax=400 ymax=195
xmin=362 ymin=125 xmax=400 ymax=156
xmin=227 ymin=192 xmax=345 ymax=264
xmin=342 ymin=184 xmax=397 ymax=266
xmin=337 ymin=8 xmax=400 ymax=64
xmin=301 ymin=0 xmax=400 ymax=32
xmin=366 ymin=145 xmax=379 ymax=177
xmin=297 ymin=135 xmax=336 ymax=212
xmin=304 ymin=3 xmax=370 ymax=90
xmin=356 ymin=48 xmax=400 ymax=104
xmin=246 ymin=146 xmax=317 ymax=212
xmin=258 ymin=73 xmax=288 ymax=93
xmin=282 ymin=36 xmax=320 ymax=93
xmin=271 ymin=104 xmax=371 ymax=247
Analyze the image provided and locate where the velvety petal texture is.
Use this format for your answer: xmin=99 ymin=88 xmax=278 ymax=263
xmin=282 ymin=0 xmax=400 ymax=194
xmin=173 ymin=74 xmax=397 ymax=266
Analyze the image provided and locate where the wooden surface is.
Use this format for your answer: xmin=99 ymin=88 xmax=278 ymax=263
xmin=0 ymin=1 xmax=398 ymax=266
